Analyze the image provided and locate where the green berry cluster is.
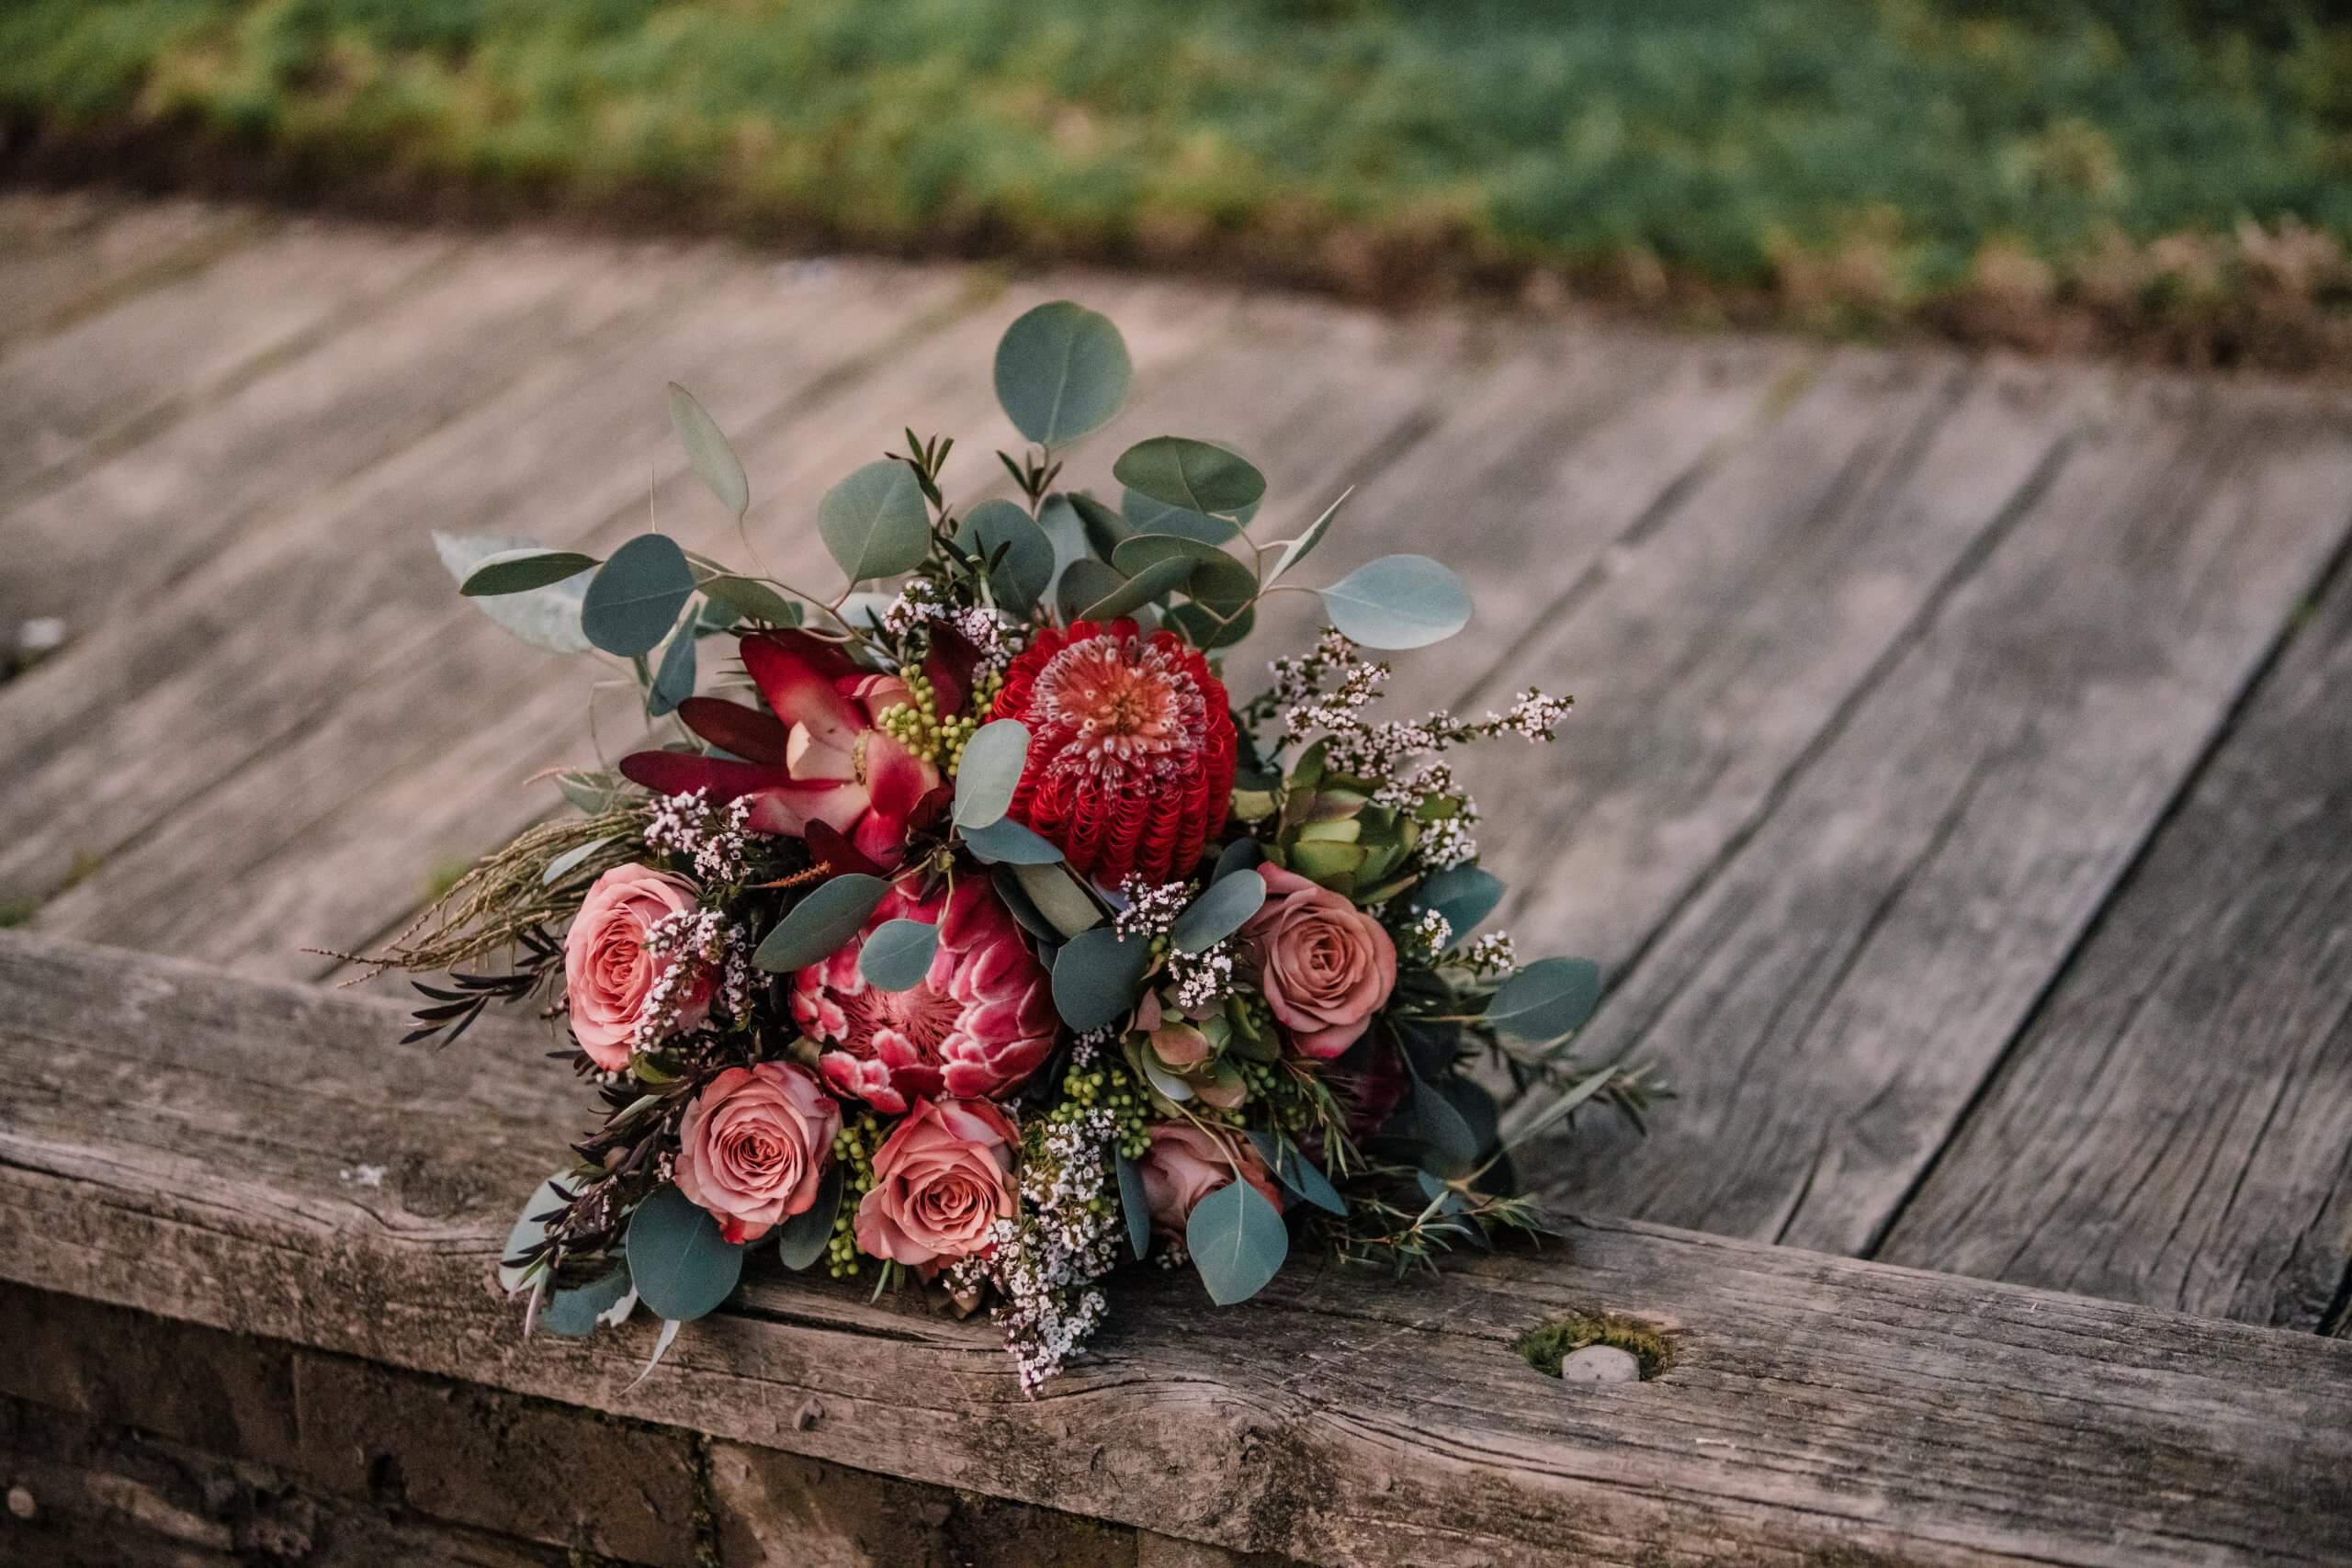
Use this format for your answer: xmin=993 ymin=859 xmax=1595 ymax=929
xmin=1058 ymin=1061 xmax=1153 ymax=1159
xmin=826 ymin=1111 xmax=884 ymax=1278
xmin=873 ymin=664 xmax=1008 ymax=775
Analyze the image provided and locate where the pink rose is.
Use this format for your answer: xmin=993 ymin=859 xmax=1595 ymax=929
xmin=854 ymin=1098 xmax=1019 ymax=1267
xmin=673 ymin=1063 xmax=841 ymax=1245
xmin=1238 ymin=865 xmax=1398 ymax=1058
xmin=563 ymin=863 xmax=712 ymax=1071
xmin=1134 ymin=1123 xmax=1283 ymax=1245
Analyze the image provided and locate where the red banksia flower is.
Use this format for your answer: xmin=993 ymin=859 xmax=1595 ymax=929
xmin=990 ymin=619 xmax=1237 ymax=886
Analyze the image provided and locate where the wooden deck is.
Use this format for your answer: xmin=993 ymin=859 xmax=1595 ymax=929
xmin=4 ymin=191 xmax=2351 ymax=1563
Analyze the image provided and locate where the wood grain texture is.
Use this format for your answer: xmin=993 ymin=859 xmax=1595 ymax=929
xmin=0 ymin=220 xmax=456 ymax=503
xmin=1519 ymin=378 xmax=2352 ymax=1265
xmin=0 ymin=931 xmax=2346 ymax=1567
xmin=1876 ymin=536 xmax=2352 ymax=1329
xmin=0 ymin=194 xmax=254 ymax=352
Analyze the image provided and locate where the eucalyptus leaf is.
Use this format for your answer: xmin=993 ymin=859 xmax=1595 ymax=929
xmin=819 ymin=460 xmax=931 ymax=583
xmin=859 ymin=918 xmax=940 ymax=991
xmin=1114 ymin=437 xmax=1265 ymax=517
xmin=646 ymin=615 xmax=697 ymax=717
xmin=1247 ymin=1130 xmax=1347 ymax=1217
xmin=627 ymin=1317 xmax=684 ymax=1392
xmin=1412 ymin=864 xmax=1505 ymax=940
xmin=1163 ymin=602 xmax=1254 ymax=650
xmin=1056 ymin=557 xmax=1127 ymax=623
xmin=1010 ymin=862 xmax=1101 ymax=938
xmin=775 ymin=1164 xmax=844 ymax=1271
xmin=460 ymin=549 xmax=600 ymax=596
xmin=1185 ymin=1178 xmax=1289 ymax=1306
xmin=993 ymin=301 xmax=1132 ymax=446
xmin=624 ymin=1185 xmax=743 ymax=1322
xmin=542 ymin=837 xmax=613 ymax=886
xmin=666 ymin=383 xmax=750 ymax=519
xmin=557 ymin=768 xmax=625 ymax=814
xmin=1265 ymin=488 xmax=1353 ymax=585
xmin=1487 ymin=956 xmax=1603 ymax=1043
xmin=1316 ymin=555 xmax=1473 ymax=650
xmin=1115 ymin=1151 xmax=1152 ymax=1261
xmin=435 ymin=531 xmax=594 ymax=654
xmin=953 ymin=719 xmax=1030 ymax=829
xmin=1141 ymin=1055 xmax=1195 ymax=1103
xmin=1170 ymin=868 xmax=1266 ymax=954
xmin=582 ymin=534 xmax=696 ymax=658
xmin=1183 ymin=550 xmax=1259 ymax=617
xmin=1213 ymin=839 xmax=1264 ymax=883
xmin=697 ymin=574 xmax=802 ymax=627
xmin=498 ymin=1174 xmax=572 ymax=1292
xmin=1122 ymin=488 xmax=1247 ymax=543
xmin=1080 ymin=554 xmax=1193 ymax=619
xmin=993 ymin=867 xmax=1062 ymax=942
xmin=1052 ymin=925 xmax=1153 ymax=1031
xmin=753 ymin=874 xmax=890 ymax=972
xmin=1065 ymin=491 xmax=1134 ymax=557
xmin=1408 ymin=1070 xmax=1484 ymax=1178
xmin=961 ymin=816 xmax=1064 ymax=865
xmin=1111 ymin=533 xmax=1225 ymax=576
xmin=541 ymin=1267 xmax=633 ymax=1338
xmin=955 ymin=498 xmax=1055 ymax=613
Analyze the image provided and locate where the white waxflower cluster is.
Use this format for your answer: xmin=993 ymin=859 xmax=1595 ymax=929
xmin=643 ymin=788 xmax=754 ymax=886
xmin=953 ymin=1107 xmax=1122 ymax=1393
xmin=1167 ymin=939 xmax=1237 ymax=1011
xmin=717 ymin=924 xmax=756 ymax=1022
xmin=1112 ymin=876 xmax=1193 ymax=942
xmin=1403 ymin=908 xmax=1453 ymax=961
xmin=1417 ymin=816 xmax=1479 ymax=871
xmin=1462 ymin=931 xmax=1519 ymax=978
xmin=881 ymin=583 xmax=1022 ymax=672
xmin=630 ymin=908 xmax=729 ymax=1052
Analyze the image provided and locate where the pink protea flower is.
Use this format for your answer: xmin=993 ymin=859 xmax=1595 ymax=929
xmin=619 ymin=630 xmax=943 ymax=865
xmin=793 ymin=879 xmax=1057 ymax=1112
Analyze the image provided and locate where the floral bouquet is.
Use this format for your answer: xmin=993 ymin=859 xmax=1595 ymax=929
xmin=369 ymin=301 xmax=1659 ymax=1390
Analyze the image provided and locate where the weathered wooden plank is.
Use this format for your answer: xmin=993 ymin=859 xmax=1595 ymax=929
xmin=1875 ymin=539 xmax=2352 ymax=1329
xmin=1517 ymin=378 xmax=2352 ymax=1262
xmin=0 ymin=234 xmax=730 ymax=903
xmin=0 ymin=230 xmax=704 ymax=636
xmin=0 ymin=193 xmax=254 ymax=349
xmin=0 ymin=220 xmax=457 ymax=502
xmin=0 ymin=931 xmax=2346 ymax=1567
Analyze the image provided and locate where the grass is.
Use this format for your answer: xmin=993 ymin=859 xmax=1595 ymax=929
xmin=5 ymin=1 xmax=2352 ymax=365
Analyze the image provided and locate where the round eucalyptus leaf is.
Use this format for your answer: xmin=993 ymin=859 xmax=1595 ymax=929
xmin=1080 ymin=554 xmax=1194 ymax=620
xmin=1056 ymin=557 xmax=1128 ymax=624
xmin=1408 ymin=1073 xmax=1485 ymax=1178
xmin=993 ymin=301 xmax=1132 ymax=446
xmin=1112 ymin=533 xmax=1224 ymax=576
xmin=1265 ymin=488 xmax=1353 ymax=585
xmin=1141 ymin=1054 xmax=1195 ymax=1103
xmin=961 ymin=816 xmax=1064 ymax=865
xmin=666 ymin=382 xmax=750 ymax=519
xmin=540 ymin=1267 xmax=632 ymax=1338
xmin=1065 ymin=491 xmax=1135 ymax=558
xmin=1163 ymin=602 xmax=1254 ymax=650
xmin=1123 ymin=487 xmax=1255 ymax=537
xmin=498 ymin=1174 xmax=573 ymax=1292
xmin=1486 ymin=956 xmax=1603 ymax=1042
xmin=1114 ymin=437 xmax=1265 ymax=517
xmin=819 ymin=460 xmax=932 ymax=584
xmin=1115 ymin=1152 xmax=1152 ymax=1261
xmin=582 ymin=534 xmax=696 ymax=658
xmin=775 ymin=1164 xmax=844 ymax=1271
xmin=1051 ymin=925 xmax=1153 ymax=1032
xmin=625 ymin=1184 xmax=744 ymax=1323
xmin=1010 ymin=862 xmax=1103 ymax=938
xmin=696 ymin=574 xmax=802 ymax=627
xmin=1184 ymin=550 xmax=1260 ymax=617
xmin=753 ymin=874 xmax=891 ymax=972
xmin=1315 ymin=555 xmax=1473 ymax=650
xmin=955 ymin=499 xmax=1055 ymax=613
xmin=953 ymin=718 xmax=1031 ymax=829
xmin=460 ymin=549 xmax=601 ymax=597
xmin=645 ymin=616 xmax=698 ymax=717
xmin=859 ymin=918 xmax=940 ymax=991
xmin=1185 ymin=1177 xmax=1289 ymax=1306
xmin=1212 ymin=839 xmax=1264 ymax=883
xmin=1412 ymin=864 xmax=1506 ymax=940
xmin=1170 ymin=867 xmax=1266 ymax=954
xmin=435 ymin=532 xmax=594 ymax=654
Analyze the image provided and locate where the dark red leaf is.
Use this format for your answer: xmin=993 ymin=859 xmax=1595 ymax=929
xmin=676 ymin=697 xmax=792 ymax=764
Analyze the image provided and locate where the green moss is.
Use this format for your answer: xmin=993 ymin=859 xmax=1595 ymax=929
xmin=1516 ymin=1309 xmax=1673 ymax=1381
xmin=0 ymin=899 xmax=36 ymax=930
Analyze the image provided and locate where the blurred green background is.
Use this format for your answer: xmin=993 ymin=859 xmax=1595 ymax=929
xmin=7 ymin=0 xmax=2351 ymax=362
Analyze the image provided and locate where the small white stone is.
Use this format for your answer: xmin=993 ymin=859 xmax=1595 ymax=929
xmin=6 ymin=1485 xmax=35 ymax=1519
xmin=16 ymin=618 xmax=65 ymax=655
xmin=1558 ymin=1345 xmax=1642 ymax=1384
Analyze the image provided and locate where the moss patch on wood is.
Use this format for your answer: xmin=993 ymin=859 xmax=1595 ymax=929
xmin=1515 ymin=1310 xmax=1673 ymax=1381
